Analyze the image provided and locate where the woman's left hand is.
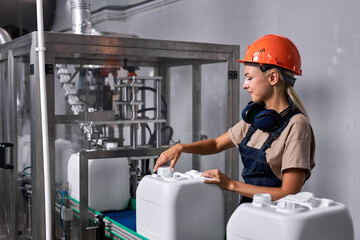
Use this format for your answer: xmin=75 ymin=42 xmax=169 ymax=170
xmin=201 ymin=169 xmax=234 ymax=191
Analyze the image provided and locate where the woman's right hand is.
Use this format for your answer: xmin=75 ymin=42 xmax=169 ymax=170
xmin=153 ymin=143 xmax=184 ymax=172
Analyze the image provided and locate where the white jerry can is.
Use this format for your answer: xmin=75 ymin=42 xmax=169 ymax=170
xmin=227 ymin=192 xmax=354 ymax=240
xmin=67 ymin=152 xmax=130 ymax=212
xmin=136 ymin=167 xmax=225 ymax=240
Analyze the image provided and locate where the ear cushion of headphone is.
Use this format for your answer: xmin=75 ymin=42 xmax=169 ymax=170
xmin=254 ymin=109 xmax=282 ymax=132
xmin=242 ymin=102 xmax=266 ymax=124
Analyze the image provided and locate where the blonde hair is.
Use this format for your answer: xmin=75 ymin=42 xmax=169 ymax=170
xmin=265 ymin=68 xmax=310 ymax=120
xmin=286 ymin=86 xmax=309 ymax=120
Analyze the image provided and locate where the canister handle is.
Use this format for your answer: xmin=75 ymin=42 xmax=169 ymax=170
xmin=277 ymin=192 xmax=317 ymax=210
xmin=173 ymin=172 xmax=192 ymax=179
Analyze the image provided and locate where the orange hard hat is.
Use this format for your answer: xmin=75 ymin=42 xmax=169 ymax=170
xmin=238 ymin=34 xmax=302 ymax=76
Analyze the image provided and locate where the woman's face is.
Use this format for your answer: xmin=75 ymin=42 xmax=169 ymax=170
xmin=243 ymin=64 xmax=273 ymax=103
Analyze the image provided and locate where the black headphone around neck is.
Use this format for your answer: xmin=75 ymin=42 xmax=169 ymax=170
xmin=242 ymin=100 xmax=296 ymax=132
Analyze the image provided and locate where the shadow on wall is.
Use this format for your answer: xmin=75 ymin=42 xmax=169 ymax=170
xmin=0 ymin=0 xmax=56 ymax=39
xmin=301 ymin=74 xmax=356 ymax=206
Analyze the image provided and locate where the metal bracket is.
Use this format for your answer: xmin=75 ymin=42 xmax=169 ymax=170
xmin=45 ymin=64 xmax=53 ymax=74
xmin=29 ymin=64 xmax=54 ymax=75
xmin=0 ymin=142 xmax=14 ymax=170
xmin=228 ymin=70 xmax=238 ymax=79
xmin=29 ymin=64 xmax=34 ymax=75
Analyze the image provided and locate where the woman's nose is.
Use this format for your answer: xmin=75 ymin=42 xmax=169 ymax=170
xmin=242 ymin=79 xmax=248 ymax=89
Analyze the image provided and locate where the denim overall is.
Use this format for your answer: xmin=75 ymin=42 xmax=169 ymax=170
xmin=239 ymin=107 xmax=300 ymax=204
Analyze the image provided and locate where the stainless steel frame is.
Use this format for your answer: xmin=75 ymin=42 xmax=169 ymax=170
xmin=0 ymin=31 xmax=240 ymax=239
xmin=0 ymin=50 xmax=19 ymax=240
xmin=78 ymin=147 xmax=167 ymax=239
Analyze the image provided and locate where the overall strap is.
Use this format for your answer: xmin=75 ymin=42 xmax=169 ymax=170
xmin=260 ymin=108 xmax=300 ymax=152
xmin=240 ymin=125 xmax=257 ymax=145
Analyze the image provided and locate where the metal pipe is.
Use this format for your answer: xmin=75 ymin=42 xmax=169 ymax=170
xmin=124 ymin=86 xmax=131 ymax=119
xmin=0 ymin=27 xmax=11 ymax=44
xmin=96 ymin=215 xmax=105 ymax=240
xmin=64 ymin=200 xmax=71 ymax=240
xmin=155 ymin=79 xmax=161 ymax=120
xmin=131 ymin=86 xmax=137 ymax=120
xmin=130 ymin=163 xmax=137 ymax=198
xmin=27 ymin=195 xmax=32 ymax=236
xmin=131 ymin=125 xmax=137 ymax=149
xmin=35 ymin=0 xmax=52 ymax=239
xmin=71 ymin=0 xmax=92 ymax=34
xmin=155 ymin=79 xmax=162 ymax=148
xmin=140 ymin=79 xmax=146 ymax=145
xmin=130 ymin=78 xmax=138 ymax=149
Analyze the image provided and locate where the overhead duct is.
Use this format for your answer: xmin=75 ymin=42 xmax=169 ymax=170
xmin=0 ymin=27 xmax=11 ymax=44
xmin=69 ymin=0 xmax=139 ymax=37
xmin=71 ymin=0 xmax=92 ymax=34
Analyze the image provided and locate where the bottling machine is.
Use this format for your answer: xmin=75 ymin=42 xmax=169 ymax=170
xmin=0 ymin=31 xmax=240 ymax=239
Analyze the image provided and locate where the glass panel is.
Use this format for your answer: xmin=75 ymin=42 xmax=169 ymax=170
xmin=16 ymin=58 xmax=32 ymax=237
xmin=17 ymin=60 xmax=31 ymax=173
xmin=0 ymin=59 xmax=8 ymax=237
xmin=169 ymin=65 xmax=192 ymax=172
xmin=200 ymin=63 xmax=227 ymax=172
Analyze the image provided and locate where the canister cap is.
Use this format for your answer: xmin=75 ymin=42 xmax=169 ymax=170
xmin=158 ymin=166 xmax=171 ymax=176
xmin=253 ymin=193 xmax=271 ymax=202
xmin=252 ymin=193 xmax=271 ymax=208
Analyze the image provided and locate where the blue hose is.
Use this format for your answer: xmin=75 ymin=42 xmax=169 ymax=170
xmin=56 ymin=188 xmax=68 ymax=240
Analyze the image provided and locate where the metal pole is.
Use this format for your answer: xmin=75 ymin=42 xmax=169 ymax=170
xmin=155 ymin=79 xmax=162 ymax=148
xmin=140 ymin=79 xmax=146 ymax=145
xmin=192 ymin=63 xmax=201 ymax=171
xmin=28 ymin=195 xmax=32 ymax=236
xmin=35 ymin=0 xmax=52 ymax=239
xmin=79 ymin=152 xmax=89 ymax=239
xmin=224 ymin=46 xmax=240 ymax=222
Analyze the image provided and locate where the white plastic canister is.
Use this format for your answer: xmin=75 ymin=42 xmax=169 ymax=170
xmin=67 ymin=152 xmax=130 ymax=212
xmin=227 ymin=192 xmax=354 ymax=240
xmin=136 ymin=168 xmax=225 ymax=240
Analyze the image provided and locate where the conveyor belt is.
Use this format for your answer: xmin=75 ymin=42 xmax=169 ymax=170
xmin=65 ymin=196 xmax=147 ymax=240
xmin=103 ymin=209 xmax=137 ymax=232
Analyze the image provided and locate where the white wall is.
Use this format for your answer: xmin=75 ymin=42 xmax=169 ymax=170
xmin=52 ymin=0 xmax=360 ymax=238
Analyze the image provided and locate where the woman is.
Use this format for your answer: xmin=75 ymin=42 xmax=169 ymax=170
xmin=154 ymin=34 xmax=315 ymax=203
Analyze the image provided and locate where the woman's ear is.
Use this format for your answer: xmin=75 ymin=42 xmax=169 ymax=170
xmin=269 ymin=69 xmax=280 ymax=86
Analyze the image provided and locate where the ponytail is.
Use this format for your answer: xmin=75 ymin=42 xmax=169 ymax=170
xmin=286 ymin=86 xmax=309 ymax=120
xmin=265 ymin=67 xmax=310 ymax=120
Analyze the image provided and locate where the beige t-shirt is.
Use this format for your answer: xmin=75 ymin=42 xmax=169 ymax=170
xmin=228 ymin=113 xmax=315 ymax=180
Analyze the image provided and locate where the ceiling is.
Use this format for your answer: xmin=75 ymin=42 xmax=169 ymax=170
xmin=91 ymin=0 xmax=180 ymax=25
xmin=92 ymin=0 xmax=155 ymax=13
xmin=0 ymin=0 xmax=179 ymax=38
xmin=0 ymin=0 xmax=55 ymax=36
